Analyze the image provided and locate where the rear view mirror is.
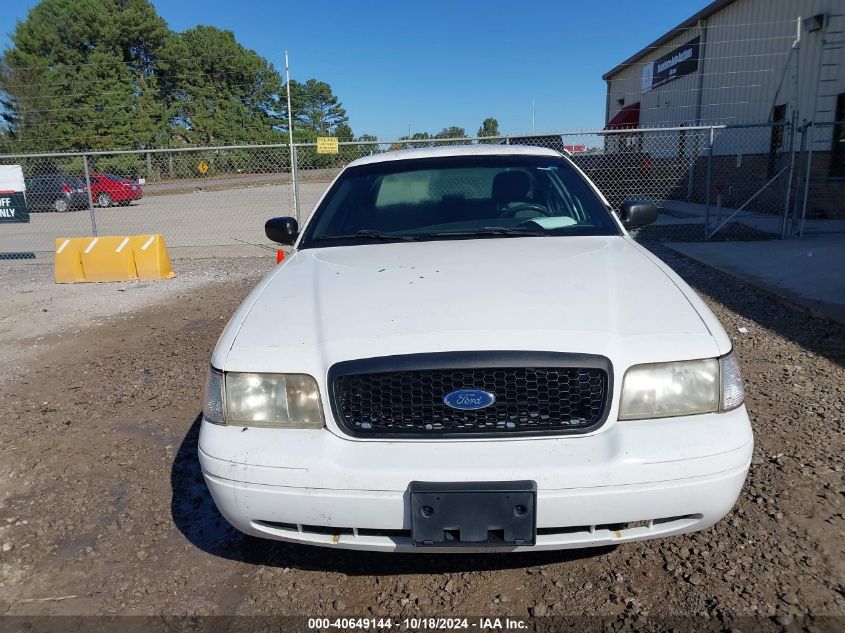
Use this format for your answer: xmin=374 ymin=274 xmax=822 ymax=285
xmin=618 ymin=200 xmax=658 ymax=229
xmin=265 ymin=216 xmax=299 ymax=245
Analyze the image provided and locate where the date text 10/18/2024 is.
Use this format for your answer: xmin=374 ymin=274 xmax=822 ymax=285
xmin=307 ymin=618 xmax=529 ymax=630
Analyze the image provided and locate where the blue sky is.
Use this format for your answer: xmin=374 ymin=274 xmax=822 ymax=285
xmin=1 ymin=0 xmax=704 ymax=139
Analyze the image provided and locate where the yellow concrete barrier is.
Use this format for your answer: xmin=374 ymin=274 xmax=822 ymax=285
xmin=80 ymin=236 xmax=138 ymax=282
xmin=54 ymin=234 xmax=175 ymax=283
xmin=130 ymin=234 xmax=175 ymax=280
xmin=54 ymin=237 xmax=86 ymax=283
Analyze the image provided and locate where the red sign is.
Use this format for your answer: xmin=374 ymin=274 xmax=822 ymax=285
xmin=563 ymin=145 xmax=586 ymax=153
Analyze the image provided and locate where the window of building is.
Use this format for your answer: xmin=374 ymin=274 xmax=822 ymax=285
xmin=829 ymin=93 xmax=845 ymax=178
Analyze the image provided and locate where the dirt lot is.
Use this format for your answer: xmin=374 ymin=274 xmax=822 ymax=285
xmin=0 ymin=246 xmax=843 ymax=628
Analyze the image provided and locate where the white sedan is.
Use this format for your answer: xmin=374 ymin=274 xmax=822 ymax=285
xmin=200 ymin=145 xmax=752 ymax=552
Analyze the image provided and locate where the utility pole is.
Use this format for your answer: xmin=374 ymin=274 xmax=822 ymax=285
xmin=285 ymin=50 xmax=299 ymax=221
xmin=532 ymin=98 xmax=536 ymax=134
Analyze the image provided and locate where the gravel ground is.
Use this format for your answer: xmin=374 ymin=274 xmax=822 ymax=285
xmin=0 ymin=246 xmax=842 ymax=628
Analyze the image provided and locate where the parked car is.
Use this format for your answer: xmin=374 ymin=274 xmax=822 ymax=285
xmin=24 ymin=174 xmax=88 ymax=213
xmin=80 ymin=172 xmax=143 ymax=207
xmin=200 ymin=145 xmax=752 ymax=552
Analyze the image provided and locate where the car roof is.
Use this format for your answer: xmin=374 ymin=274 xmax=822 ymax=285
xmin=347 ymin=143 xmax=563 ymax=168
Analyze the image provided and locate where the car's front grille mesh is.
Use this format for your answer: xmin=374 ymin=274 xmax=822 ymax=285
xmin=332 ymin=366 xmax=608 ymax=437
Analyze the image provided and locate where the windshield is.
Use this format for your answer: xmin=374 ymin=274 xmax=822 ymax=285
xmin=299 ymin=155 xmax=619 ymax=248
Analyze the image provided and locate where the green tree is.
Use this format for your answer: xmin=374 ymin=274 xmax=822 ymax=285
xmin=0 ymin=0 xmax=171 ymax=151
xmin=477 ymin=117 xmax=500 ymax=142
xmin=433 ymin=125 xmax=467 ymax=145
xmin=158 ymin=25 xmax=284 ymax=145
xmin=334 ymin=122 xmax=354 ymax=142
xmin=408 ymin=131 xmax=433 ymax=147
xmin=434 ymin=126 xmax=466 ymax=140
xmin=348 ymin=133 xmax=378 ymax=160
xmin=288 ymin=78 xmax=349 ymax=135
xmin=0 ymin=0 xmax=356 ymax=152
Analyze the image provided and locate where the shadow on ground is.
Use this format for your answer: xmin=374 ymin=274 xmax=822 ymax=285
xmin=640 ymin=239 xmax=845 ymax=368
xmin=171 ymin=414 xmax=615 ymax=574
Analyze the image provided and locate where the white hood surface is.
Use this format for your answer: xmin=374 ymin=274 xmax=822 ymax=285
xmin=219 ymin=236 xmax=726 ymax=373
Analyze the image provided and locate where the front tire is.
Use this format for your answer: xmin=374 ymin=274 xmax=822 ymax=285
xmin=97 ymin=192 xmax=112 ymax=208
xmin=53 ymin=198 xmax=69 ymax=213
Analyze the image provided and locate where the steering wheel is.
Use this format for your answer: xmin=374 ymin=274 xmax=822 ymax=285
xmin=498 ymin=201 xmax=553 ymax=218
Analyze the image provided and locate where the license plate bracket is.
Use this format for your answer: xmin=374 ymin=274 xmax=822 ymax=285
xmin=410 ymin=481 xmax=536 ymax=547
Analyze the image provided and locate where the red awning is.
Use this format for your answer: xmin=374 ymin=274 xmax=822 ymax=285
xmin=605 ymin=103 xmax=640 ymax=129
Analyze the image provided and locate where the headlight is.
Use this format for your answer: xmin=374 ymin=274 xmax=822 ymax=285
xmin=619 ymin=358 xmax=719 ymax=420
xmin=202 ymin=367 xmax=324 ymax=428
xmin=619 ymin=351 xmax=744 ymax=420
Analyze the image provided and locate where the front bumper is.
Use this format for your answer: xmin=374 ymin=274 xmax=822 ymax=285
xmin=198 ymin=407 xmax=752 ymax=552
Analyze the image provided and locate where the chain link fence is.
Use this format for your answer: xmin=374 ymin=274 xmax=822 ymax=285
xmin=1 ymin=122 xmax=842 ymax=260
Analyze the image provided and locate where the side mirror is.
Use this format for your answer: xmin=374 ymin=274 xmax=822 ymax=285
xmin=265 ymin=216 xmax=299 ymax=245
xmin=618 ymin=200 xmax=658 ymax=229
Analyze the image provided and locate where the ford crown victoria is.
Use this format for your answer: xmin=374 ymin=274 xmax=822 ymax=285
xmin=200 ymin=145 xmax=752 ymax=552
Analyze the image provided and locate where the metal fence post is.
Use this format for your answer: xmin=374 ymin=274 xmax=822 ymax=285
xmin=292 ymin=144 xmax=301 ymax=222
xmin=82 ymin=154 xmax=98 ymax=237
xmin=798 ymin=127 xmax=814 ymax=238
xmin=704 ymin=127 xmax=714 ymax=239
xmin=789 ymin=123 xmax=808 ymax=237
xmin=780 ymin=118 xmax=798 ymax=239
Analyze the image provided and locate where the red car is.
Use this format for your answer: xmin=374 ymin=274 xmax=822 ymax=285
xmin=81 ymin=172 xmax=143 ymax=207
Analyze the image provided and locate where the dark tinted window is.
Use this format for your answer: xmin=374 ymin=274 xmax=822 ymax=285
xmin=300 ymin=155 xmax=617 ymax=247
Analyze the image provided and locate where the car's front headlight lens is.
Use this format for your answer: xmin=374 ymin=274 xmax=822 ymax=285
xmin=619 ymin=358 xmax=720 ymax=420
xmin=619 ymin=351 xmax=745 ymax=420
xmin=202 ymin=367 xmax=324 ymax=428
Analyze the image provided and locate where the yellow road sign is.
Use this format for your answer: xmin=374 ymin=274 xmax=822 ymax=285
xmin=316 ymin=137 xmax=339 ymax=154
xmin=197 ymin=160 xmax=209 ymax=174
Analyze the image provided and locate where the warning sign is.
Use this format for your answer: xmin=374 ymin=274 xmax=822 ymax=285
xmin=197 ymin=160 xmax=209 ymax=175
xmin=316 ymin=137 xmax=339 ymax=154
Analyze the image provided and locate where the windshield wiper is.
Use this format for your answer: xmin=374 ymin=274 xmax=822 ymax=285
xmin=419 ymin=227 xmax=549 ymax=239
xmin=314 ymin=230 xmax=422 ymax=242
xmin=314 ymin=227 xmax=549 ymax=243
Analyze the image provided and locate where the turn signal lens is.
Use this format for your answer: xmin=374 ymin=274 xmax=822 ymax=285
xmin=203 ymin=366 xmax=225 ymax=425
xmin=720 ymin=350 xmax=745 ymax=411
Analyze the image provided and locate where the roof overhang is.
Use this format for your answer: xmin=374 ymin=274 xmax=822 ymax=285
xmin=604 ymin=103 xmax=640 ymax=130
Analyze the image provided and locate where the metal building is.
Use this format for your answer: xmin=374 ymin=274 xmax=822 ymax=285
xmin=602 ymin=0 xmax=845 ymax=218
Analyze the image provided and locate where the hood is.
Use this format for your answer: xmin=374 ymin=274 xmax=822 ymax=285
xmin=222 ymin=236 xmax=720 ymax=371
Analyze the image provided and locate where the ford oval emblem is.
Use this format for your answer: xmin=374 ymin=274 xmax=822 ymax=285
xmin=443 ymin=389 xmax=496 ymax=410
